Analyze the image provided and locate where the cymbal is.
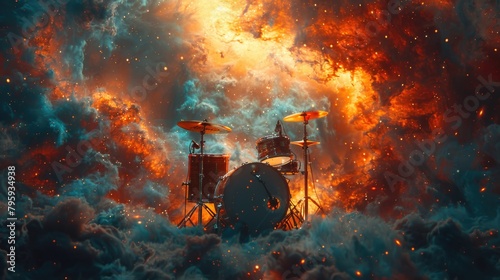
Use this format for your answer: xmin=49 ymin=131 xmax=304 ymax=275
xmin=283 ymin=110 xmax=328 ymax=122
xmin=290 ymin=140 xmax=320 ymax=147
xmin=177 ymin=120 xmax=232 ymax=134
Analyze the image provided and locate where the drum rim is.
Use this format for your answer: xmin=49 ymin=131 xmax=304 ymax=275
xmin=188 ymin=153 xmax=230 ymax=157
xmin=259 ymin=155 xmax=293 ymax=166
xmin=256 ymin=134 xmax=290 ymax=143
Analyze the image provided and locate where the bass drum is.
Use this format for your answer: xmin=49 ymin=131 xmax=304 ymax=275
xmin=214 ymin=162 xmax=290 ymax=235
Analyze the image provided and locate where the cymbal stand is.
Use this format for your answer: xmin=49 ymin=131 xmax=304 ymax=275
xmin=303 ymin=116 xmax=310 ymax=222
xmin=300 ymin=115 xmax=323 ymax=222
xmin=197 ymin=125 xmax=205 ymax=225
xmin=177 ymin=121 xmax=216 ymax=228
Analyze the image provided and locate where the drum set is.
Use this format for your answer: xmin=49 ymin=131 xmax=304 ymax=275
xmin=176 ymin=110 xmax=328 ymax=236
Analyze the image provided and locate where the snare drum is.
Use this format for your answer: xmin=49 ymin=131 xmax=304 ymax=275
xmin=256 ymin=135 xmax=292 ymax=166
xmin=188 ymin=154 xmax=229 ymax=202
xmin=214 ymin=162 xmax=290 ymax=235
xmin=276 ymin=159 xmax=300 ymax=175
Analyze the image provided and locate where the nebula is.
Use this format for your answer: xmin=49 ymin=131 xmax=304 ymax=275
xmin=1 ymin=0 xmax=500 ymax=279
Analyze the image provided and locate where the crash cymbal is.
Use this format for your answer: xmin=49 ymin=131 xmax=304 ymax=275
xmin=283 ymin=110 xmax=328 ymax=122
xmin=177 ymin=120 xmax=232 ymax=134
xmin=290 ymin=140 xmax=320 ymax=147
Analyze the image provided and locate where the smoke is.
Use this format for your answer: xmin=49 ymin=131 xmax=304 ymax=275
xmin=1 ymin=0 xmax=500 ymax=279
xmin=2 ymin=197 xmax=498 ymax=279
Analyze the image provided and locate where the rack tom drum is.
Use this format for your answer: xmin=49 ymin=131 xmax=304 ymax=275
xmin=256 ymin=135 xmax=292 ymax=166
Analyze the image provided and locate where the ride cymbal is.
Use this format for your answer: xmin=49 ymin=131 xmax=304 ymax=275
xmin=283 ymin=110 xmax=328 ymax=122
xmin=177 ymin=120 xmax=232 ymax=134
xmin=290 ymin=140 xmax=320 ymax=147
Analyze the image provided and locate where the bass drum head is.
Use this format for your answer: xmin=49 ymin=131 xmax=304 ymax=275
xmin=215 ymin=162 xmax=290 ymax=235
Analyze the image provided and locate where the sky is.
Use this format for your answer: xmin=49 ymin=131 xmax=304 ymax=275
xmin=1 ymin=0 xmax=500 ymax=279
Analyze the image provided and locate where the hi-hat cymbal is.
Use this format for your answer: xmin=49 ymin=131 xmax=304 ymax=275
xmin=283 ymin=110 xmax=328 ymax=122
xmin=177 ymin=120 xmax=232 ymax=134
xmin=290 ymin=140 xmax=320 ymax=147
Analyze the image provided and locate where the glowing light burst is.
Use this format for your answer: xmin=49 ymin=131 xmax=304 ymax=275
xmin=186 ymin=1 xmax=297 ymax=74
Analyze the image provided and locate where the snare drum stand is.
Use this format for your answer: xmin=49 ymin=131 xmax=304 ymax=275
xmin=177 ymin=123 xmax=216 ymax=228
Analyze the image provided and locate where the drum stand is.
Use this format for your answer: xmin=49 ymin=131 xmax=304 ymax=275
xmin=277 ymin=198 xmax=303 ymax=230
xmin=177 ymin=124 xmax=216 ymax=229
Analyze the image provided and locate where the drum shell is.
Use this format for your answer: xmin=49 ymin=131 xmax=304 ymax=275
xmin=214 ymin=162 xmax=290 ymax=235
xmin=188 ymin=154 xmax=229 ymax=202
xmin=256 ymin=135 xmax=292 ymax=166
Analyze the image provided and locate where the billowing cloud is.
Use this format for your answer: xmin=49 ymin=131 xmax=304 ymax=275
xmin=1 ymin=0 xmax=499 ymax=278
